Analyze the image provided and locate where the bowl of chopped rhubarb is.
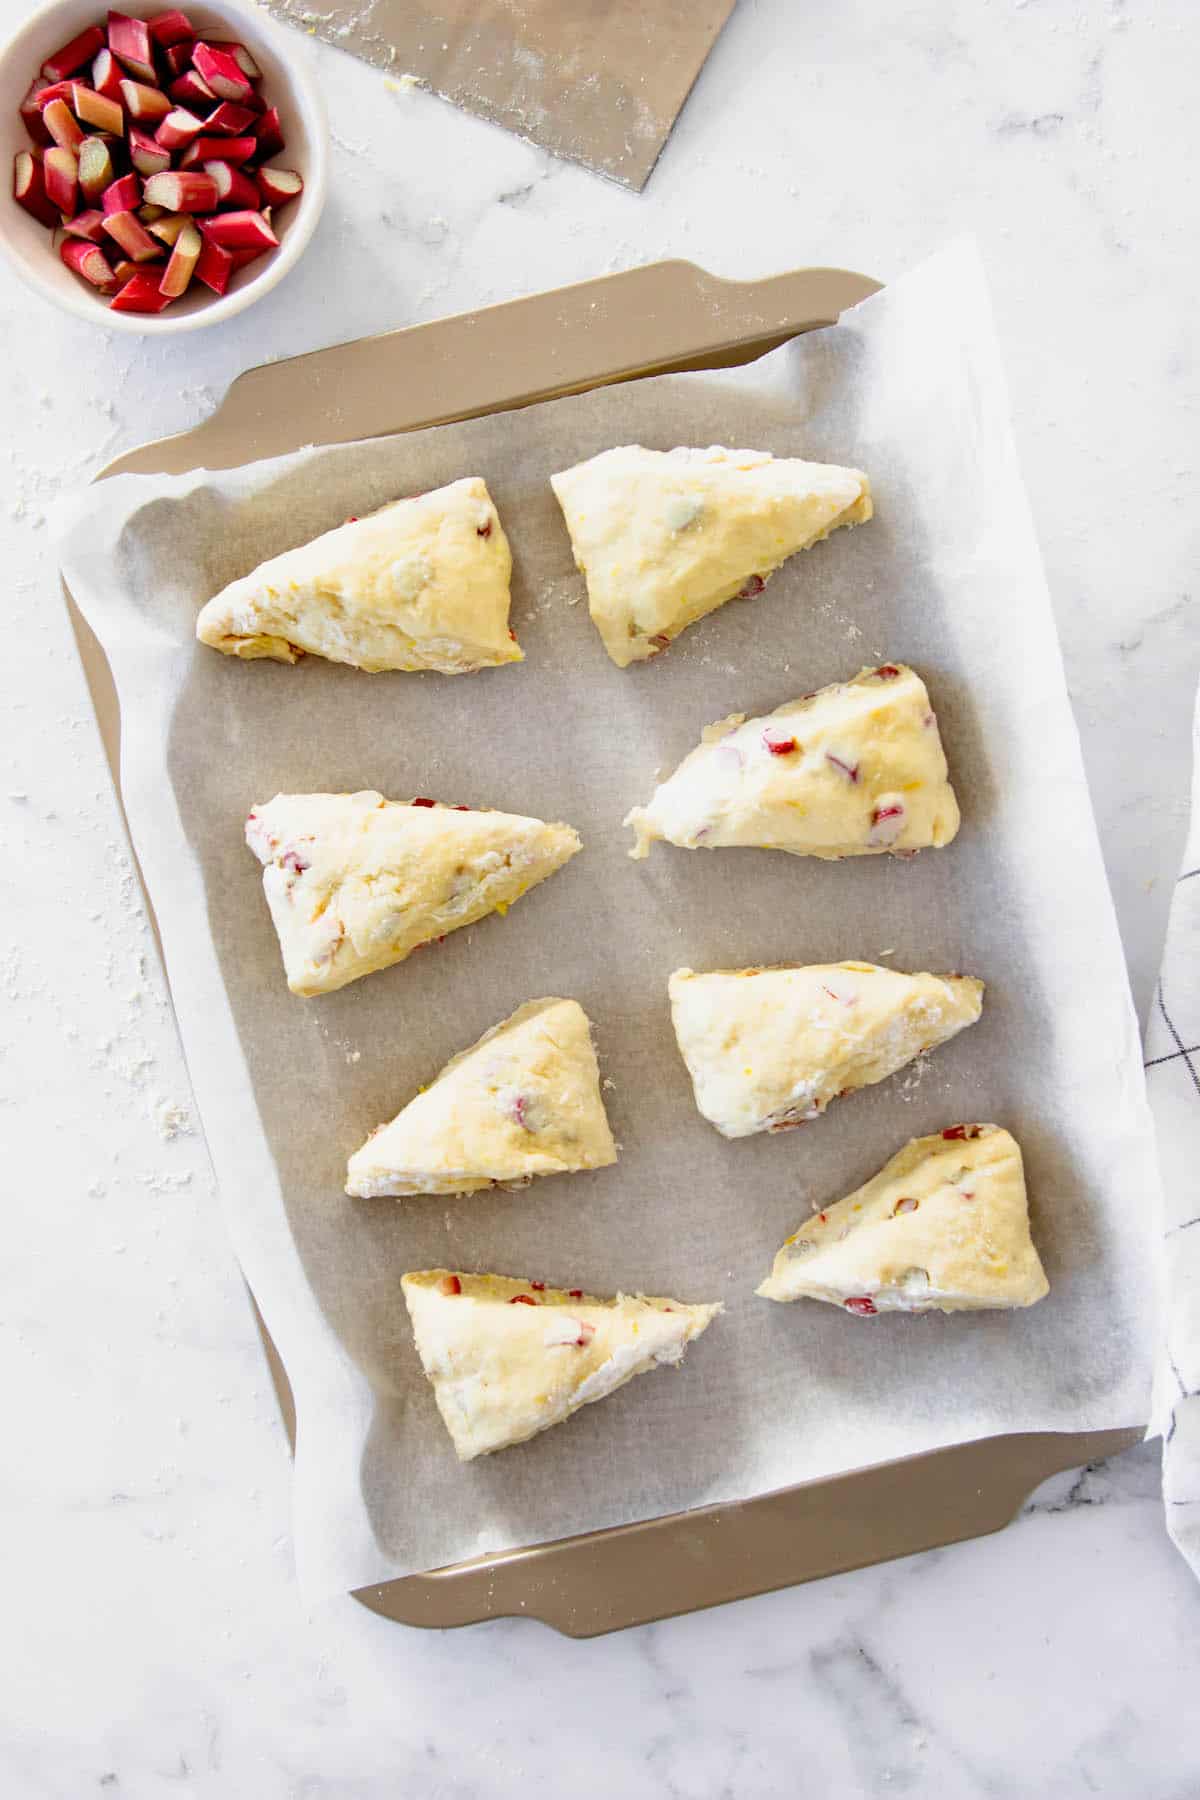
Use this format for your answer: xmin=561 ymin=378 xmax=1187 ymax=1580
xmin=2 ymin=1 xmax=327 ymax=330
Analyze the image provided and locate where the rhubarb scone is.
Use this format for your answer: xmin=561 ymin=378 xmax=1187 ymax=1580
xmin=549 ymin=444 xmax=871 ymax=667
xmin=346 ymin=998 xmax=617 ymax=1198
xmin=669 ymin=963 xmax=984 ymax=1138
xmin=402 ymin=1270 xmax=721 ymax=1459
xmin=196 ymin=478 xmax=521 ymax=672
xmin=245 ymin=791 xmax=580 ymax=997
xmin=626 ymin=663 xmax=960 ymax=858
xmin=758 ymin=1125 xmax=1049 ymax=1313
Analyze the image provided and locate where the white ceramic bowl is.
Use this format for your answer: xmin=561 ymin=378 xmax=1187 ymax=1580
xmin=0 ymin=0 xmax=327 ymax=333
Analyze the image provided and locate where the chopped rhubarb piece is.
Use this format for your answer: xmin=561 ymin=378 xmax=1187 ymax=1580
xmin=573 ymin=1321 xmax=596 ymax=1346
xmin=110 ymin=257 xmax=140 ymax=283
xmin=868 ymin=800 xmax=906 ymax=847
xmin=874 ymin=663 xmax=902 ymax=679
xmin=410 ymin=797 xmax=435 ymax=807
xmin=102 ymin=171 xmax=141 ymax=213
xmin=192 ymin=42 xmax=254 ymax=102
xmin=476 ymin=516 xmax=492 ymax=538
xmin=825 ymin=752 xmax=859 ymax=783
xmin=894 ymin=1196 xmax=919 ymax=1215
xmin=844 ymin=1296 xmax=878 ymax=1316
xmin=13 ymin=152 xmax=59 ymax=227
xmin=169 ymin=69 xmax=215 ymax=108
xmin=508 ymin=1294 xmax=537 ymax=1306
xmin=101 ymin=208 xmax=162 ymax=262
xmin=42 ymin=25 xmax=106 ymax=82
xmin=143 ymin=170 xmax=219 ymax=212
xmin=42 ymin=147 xmax=79 ymax=217
xmin=568 ymin=1289 xmax=583 ymax=1299
xmin=255 ymin=166 xmax=303 ymax=208
xmin=941 ymin=1124 xmax=983 ymax=1142
xmin=763 ymin=731 xmax=797 ymax=756
xmin=155 ymin=108 xmax=204 ymax=151
xmin=193 ymin=233 xmax=233 ymax=293
xmin=161 ymin=40 xmax=196 ymax=79
xmin=42 ymin=98 xmax=85 ymax=154
xmin=204 ymin=160 xmax=260 ymax=209
xmin=60 ymin=236 xmax=118 ymax=292
xmin=90 ymin=49 xmax=126 ymax=104
xmin=108 ymin=268 xmax=173 ymax=312
xmin=253 ymin=104 xmax=285 ymax=158
xmin=120 ymin=79 xmax=172 ymax=123
xmin=19 ymin=81 xmax=54 ymax=147
xmin=106 ymin=12 xmax=158 ymax=83
xmin=438 ymin=1274 xmax=461 ymax=1296
xmin=649 ymin=632 xmax=671 ymax=651
xmin=158 ymin=219 xmax=201 ymax=296
xmin=202 ymin=100 xmax=257 ymax=136
xmin=278 ymin=844 xmax=310 ymax=875
xmin=148 ymin=10 xmax=195 ymax=46
xmin=181 ymin=134 xmax=257 ymax=167
xmin=129 ymin=128 xmax=171 ymax=178
xmin=34 ymin=77 xmax=79 ymax=111
xmin=148 ymin=210 xmax=192 ymax=245
xmin=71 ymin=84 xmax=124 ymax=135
xmin=736 ymin=573 xmax=766 ymax=599
xmin=63 ymin=207 xmax=108 ymax=242
xmin=78 ymin=138 xmax=116 ymax=203
xmin=529 ymin=1280 xmax=546 ymax=1291
xmin=138 ymin=201 xmax=167 ymax=221
xmin=213 ymin=40 xmax=263 ymax=80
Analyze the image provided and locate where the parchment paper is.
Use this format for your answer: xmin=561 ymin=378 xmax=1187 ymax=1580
xmin=56 ymin=244 xmax=1162 ymax=1601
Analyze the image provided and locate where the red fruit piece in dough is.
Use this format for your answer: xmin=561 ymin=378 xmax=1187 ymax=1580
xmin=763 ymin=731 xmax=797 ymax=755
xmin=736 ymin=574 xmax=765 ymax=599
xmin=509 ymin=1294 xmax=537 ymax=1306
xmin=438 ymin=1274 xmax=461 ymax=1297
xmin=843 ymin=1296 xmax=878 ymax=1316
xmin=825 ymin=753 xmax=859 ymax=783
xmin=941 ymin=1124 xmax=983 ymax=1142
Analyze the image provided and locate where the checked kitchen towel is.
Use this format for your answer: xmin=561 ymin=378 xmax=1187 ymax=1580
xmin=1145 ymin=684 xmax=1200 ymax=1579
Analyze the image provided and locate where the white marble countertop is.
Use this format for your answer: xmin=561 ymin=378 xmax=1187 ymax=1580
xmin=3 ymin=0 xmax=1198 ymax=1791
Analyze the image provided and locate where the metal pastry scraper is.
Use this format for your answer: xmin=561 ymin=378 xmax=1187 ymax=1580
xmin=260 ymin=0 xmax=736 ymax=190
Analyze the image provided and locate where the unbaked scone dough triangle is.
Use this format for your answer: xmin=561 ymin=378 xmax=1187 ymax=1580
xmin=758 ymin=1125 xmax=1049 ymax=1313
xmin=196 ymin=478 xmax=522 ymax=673
xmin=550 ymin=444 xmax=871 ymax=667
xmin=347 ymin=997 xmax=617 ymax=1198
xmin=402 ymin=1270 xmax=721 ymax=1459
xmin=669 ymin=962 xmax=984 ymax=1138
xmin=246 ymin=791 xmax=580 ymax=996
xmin=626 ymin=663 xmax=960 ymax=858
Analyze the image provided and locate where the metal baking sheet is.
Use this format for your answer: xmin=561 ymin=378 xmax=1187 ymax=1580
xmin=62 ymin=260 xmax=1143 ymax=1635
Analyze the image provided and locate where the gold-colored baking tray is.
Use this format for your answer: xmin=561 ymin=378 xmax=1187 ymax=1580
xmin=63 ymin=260 xmax=1143 ymax=1636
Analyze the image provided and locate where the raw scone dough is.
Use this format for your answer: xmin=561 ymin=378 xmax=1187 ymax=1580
xmin=626 ymin=663 xmax=960 ymax=859
xmin=246 ymin=791 xmax=580 ymax=997
xmin=195 ymin=478 xmax=522 ymax=673
xmin=402 ymin=1269 xmax=721 ymax=1459
xmin=757 ymin=1124 xmax=1049 ymax=1313
xmin=549 ymin=444 xmax=872 ymax=667
xmin=669 ymin=963 xmax=984 ymax=1138
xmin=346 ymin=997 xmax=617 ymax=1198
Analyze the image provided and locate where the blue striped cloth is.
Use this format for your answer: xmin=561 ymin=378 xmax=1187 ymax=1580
xmin=1145 ymin=687 xmax=1200 ymax=1578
